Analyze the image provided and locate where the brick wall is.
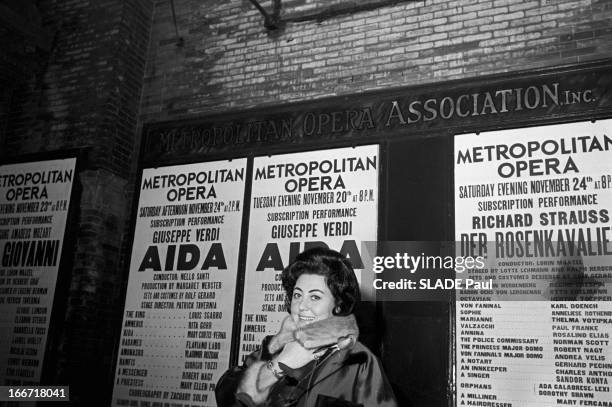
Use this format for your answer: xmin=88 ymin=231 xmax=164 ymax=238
xmin=6 ymin=0 xmax=152 ymax=178
xmin=141 ymin=0 xmax=612 ymax=122
xmin=0 ymin=1 xmax=46 ymax=151
xmin=1 ymin=0 xmax=153 ymax=405
xmin=0 ymin=25 xmax=24 ymax=150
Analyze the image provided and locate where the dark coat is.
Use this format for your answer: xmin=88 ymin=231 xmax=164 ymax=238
xmin=216 ymin=340 xmax=397 ymax=407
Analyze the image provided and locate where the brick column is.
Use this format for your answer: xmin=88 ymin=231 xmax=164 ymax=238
xmin=1 ymin=0 xmax=153 ymax=404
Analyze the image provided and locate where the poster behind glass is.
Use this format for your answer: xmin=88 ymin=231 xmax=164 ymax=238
xmin=0 ymin=158 xmax=76 ymax=385
xmin=238 ymin=145 xmax=379 ymax=362
xmin=112 ymin=159 xmax=246 ymax=407
xmin=454 ymin=120 xmax=612 ymax=406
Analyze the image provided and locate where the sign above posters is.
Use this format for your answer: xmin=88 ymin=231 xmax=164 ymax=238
xmin=238 ymin=145 xmax=379 ymax=362
xmin=0 ymin=158 xmax=76 ymax=385
xmin=112 ymin=159 xmax=246 ymax=407
xmin=142 ymin=61 xmax=612 ymax=162
xmin=454 ymin=119 xmax=612 ymax=406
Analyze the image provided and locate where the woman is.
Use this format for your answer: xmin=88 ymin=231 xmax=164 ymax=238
xmin=216 ymin=247 xmax=397 ymax=407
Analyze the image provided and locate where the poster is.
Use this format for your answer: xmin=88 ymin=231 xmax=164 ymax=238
xmin=0 ymin=158 xmax=76 ymax=385
xmin=454 ymin=120 xmax=612 ymax=406
xmin=238 ymin=145 xmax=379 ymax=362
xmin=111 ymin=159 xmax=246 ymax=407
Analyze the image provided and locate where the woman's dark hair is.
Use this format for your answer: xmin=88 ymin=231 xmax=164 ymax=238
xmin=281 ymin=247 xmax=360 ymax=316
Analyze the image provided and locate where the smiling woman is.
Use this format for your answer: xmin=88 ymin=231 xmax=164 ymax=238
xmin=290 ymin=274 xmax=335 ymax=324
xmin=216 ymin=247 xmax=397 ymax=407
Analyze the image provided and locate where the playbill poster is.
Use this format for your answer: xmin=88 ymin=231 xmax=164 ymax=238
xmin=112 ymin=159 xmax=246 ymax=407
xmin=0 ymin=158 xmax=76 ymax=385
xmin=238 ymin=145 xmax=379 ymax=362
xmin=454 ymin=120 xmax=612 ymax=406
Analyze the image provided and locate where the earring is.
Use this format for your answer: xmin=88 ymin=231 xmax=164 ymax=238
xmin=334 ymin=306 xmax=341 ymax=314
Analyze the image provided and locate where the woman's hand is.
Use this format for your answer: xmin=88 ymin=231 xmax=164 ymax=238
xmin=294 ymin=314 xmax=358 ymax=349
xmin=268 ymin=315 xmax=297 ymax=354
xmin=275 ymin=341 xmax=321 ymax=369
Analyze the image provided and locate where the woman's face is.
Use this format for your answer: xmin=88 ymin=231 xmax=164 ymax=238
xmin=290 ymin=273 xmax=335 ymax=326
